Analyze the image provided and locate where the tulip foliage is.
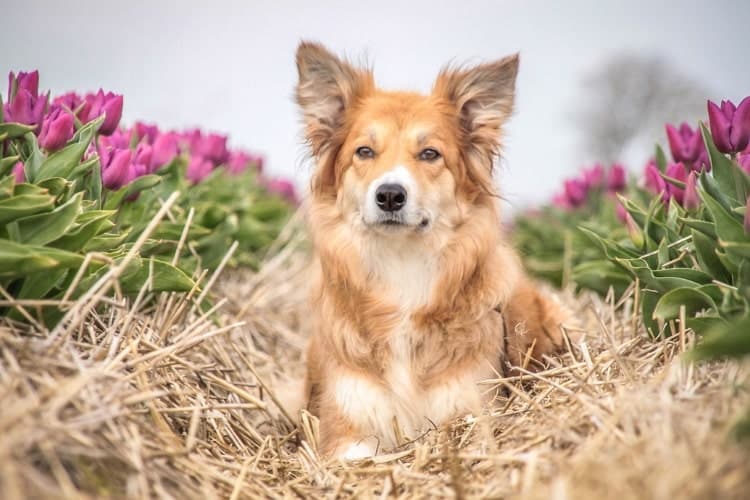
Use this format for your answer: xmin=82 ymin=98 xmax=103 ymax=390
xmin=514 ymin=96 xmax=750 ymax=364
xmin=0 ymin=70 xmax=295 ymax=324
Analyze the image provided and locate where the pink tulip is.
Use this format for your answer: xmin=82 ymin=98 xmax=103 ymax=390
xmin=4 ymin=70 xmax=48 ymax=130
xmin=134 ymin=122 xmax=159 ymax=144
xmin=194 ymin=133 xmax=230 ymax=166
xmin=683 ymin=171 xmax=700 ymax=210
xmin=98 ymin=128 xmax=133 ymax=151
xmin=80 ymin=90 xmax=123 ymax=136
xmin=643 ymin=160 xmax=668 ymax=202
xmin=265 ymin=178 xmax=298 ymax=204
xmin=100 ymin=147 xmax=134 ymax=190
xmin=38 ymin=106 xmax=74 ymax=152
xmin=581 ymin=164 xmax=604 ymax=189
xmin=12 ymin=162 xmax=25 ymax=183
xmin=132 ymin=143 xmax=152 ymax=173
xmin=186 ymin=156 xmax=213 ymax=184
xmin=52 ymin=92 xmax=84 ymax=115
xmin=607 ymin=163 xmax=627 ymax=193
xmin=615 ymin=200 xmax=628 ymax=223
xmin=227 ymin=151 xmax=252 ymax=174
xmin=665 ymin=162 xmax=687 ymax=204
xmin=738 ymin=153 xmax=750 ymax=175
xmin=666 ymin=123 xmax=707 ymax=168
xmin=150 ymin=132 xmax=179 ymax=172
xmin=707 ymin=97 xmax=750 ymax=154
xmin=563 ymin=178 xmax=588 ymax=207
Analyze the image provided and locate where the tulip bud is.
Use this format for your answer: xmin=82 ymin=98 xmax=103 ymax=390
xmin=643 ymin=161 xmax=668 ymax=202
xmin=738 ymin=153 xmax=750 ymax=176
xmin=683 ymin=171 xmax=700 ymax=210
xmin=38 ymin=106 xmax=75 ymax=152
xmin=132 ymin=143 xmax=152 ymax=172
xmin=12 ymin=162 xmax=25 ymax=183
xmin=665 ymin=162 xmax=688 ymax=204
xmin=134 ymin=122 xmax=159 ymax=144
xmin=615 ymin=200 xmax=628 ymax=223
xmin=4 ymin=70 xmax=48 ymax=130
xmin=563 ymin=178 xmax=588 ymax=207
xmin=81 ymin=90 xmax=123 ymax=136
xmin=625 ymin=213 xmax=644 ymax=247
xmin=150 ymin=132 xmax=179 ymax=172
xmin=265 ymin=178 xmax=298 ymax=205
xmin=665 ymin=123 xmax=707 ymax=167
xmin=581 ymin=164 xmax=604 ymax=190
xmin=193 ymin=133 xmax=230 ymax=166
xmin=100 ymin=147 xmax=134 ymax=190
xmin=607 ymin=163 xmax=627 ymax=192
xmin=707 ymin=97 xmax=750 ymax=154
xmin=227 ymin=151 xmax=252 ymax=174
xmin=187 ymin=156 xmax=213 ymax=184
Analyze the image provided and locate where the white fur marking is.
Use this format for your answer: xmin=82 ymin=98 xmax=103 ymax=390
xmin=340 ymin=441 xmax=377 ymax=461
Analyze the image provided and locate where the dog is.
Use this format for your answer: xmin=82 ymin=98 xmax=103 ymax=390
xmin=294 ymin=41 xmax=570 ymax=460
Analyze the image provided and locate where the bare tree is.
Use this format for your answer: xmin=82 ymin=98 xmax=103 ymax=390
xmin=572 ymin=53 xmax=709 ymax=164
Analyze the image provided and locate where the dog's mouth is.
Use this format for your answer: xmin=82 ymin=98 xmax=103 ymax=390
xmin=371 ymin=216 xmax=431 ymax=231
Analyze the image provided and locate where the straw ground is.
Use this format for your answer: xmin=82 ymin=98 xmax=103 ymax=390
xmin=1 ymin=215 xmax=748 ymax=499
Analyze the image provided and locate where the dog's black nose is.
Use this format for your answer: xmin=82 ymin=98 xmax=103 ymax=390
xmin=375 ymin=183 xmax=407 ymax=212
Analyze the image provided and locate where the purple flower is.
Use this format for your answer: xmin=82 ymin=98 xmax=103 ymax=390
xmin=150 ymin=132 xmax=179 ymax=172
xmin=98 ymin=129 xmax=133 ymax=151
xmin=134 ymin=122 xmax=159 ymax=145
xmin=666 ymin=123 xmax=706 ymax=167
xmin=227 ymin=151 xmax=252 ymax=174
xmin=615 ymin=200 xmax=628 ymax=223
xmin=581 ymin=164 xmax=604 ymax=189
xmin=665 ymin=162 xmax=688 ymax=204
xmin=738 ymin=153 xmax=750 ymax=175
xmin=265 ymin=178 xmax=298 ymax=205
xmin=643 ymin=160 xmax=668 ymax=202
xmin=186 ymin=156 xmax=213 ymax=184
xmin=683 ymin=171 xmax=700 ymax=210
xmin=100 ymin=147 xmax=134 ymax=190
xmin=607 ymin=163 xmax=627 ymax=193
xmin=12 ymin=162 xmax=25 ymax=183
xmin=4 ymin=70 xmax=48 ymax=130
xmin=52 ymin=92 xmax=84 ymax=115
xmin=551 ymin=192 xmax=571 ymax=210
xmin=193 ymin=133 xmax=229 ymax=166
xmin=562 ymin=178 xmax=588 ymax=208
xmin=38 ymin=106 xmax=74 ymax=152
xmin=132 ymin=143 xmax=152 ymax=174
xmin=80 ymin=90 xmax=123 ymax=136
xmin=707 ymin=97 xmax=750 ymax=154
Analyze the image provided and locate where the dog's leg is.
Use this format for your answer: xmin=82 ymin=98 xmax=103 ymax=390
xmin=503 ymin=276 xmax=571 ymax=371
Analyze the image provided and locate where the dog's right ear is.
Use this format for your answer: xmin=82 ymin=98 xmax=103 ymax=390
xmin=295 ymin=41 xmax=373 ymax=158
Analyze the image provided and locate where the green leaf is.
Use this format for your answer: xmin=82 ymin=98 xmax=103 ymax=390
xmin=22 ymin=132 xmax=44 ymax=182
xmin=653 ymin=287 xmax=718 ymax=321
xmin=641 ymin=289 xmax=662 ymax=338
xmin=0 ymin=155 xmax=21 ymax=178
xmin=689 ymin=314 xmax=750 ymax=360
xmin=119 ymin=258 xmax=195 ymax=294
xmin=0 ymin=122 xmax=36 ymax=140
xmin=680 ymin=217 xmax=717 ymax=239
xmin=692 ymin=230 xmax=730 ymax=283
xmin=655 ymin=144 xmax=667 ymax=172
xmin=6 ymin=192 xmax=82 ymax=245
xmin=36 ymin=139 xmax=91 ymax=181
xmin=0 ymin=239 xmax=83 ymax=277
xmin=701 ymin=188 xmax=746 ymax=242
xmin=686 ymin=316 xmax=728 ymax=334
xmin=721 ymin=240 xmax=750 ymax=259
xmin=0 ymin=194 xmax=55 ymax=225
xmin=50 ymin=210 xmax=116 ymax=251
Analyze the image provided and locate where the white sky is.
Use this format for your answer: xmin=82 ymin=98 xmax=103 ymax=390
xmin=2 ymin=0 xmax=748 ymax=210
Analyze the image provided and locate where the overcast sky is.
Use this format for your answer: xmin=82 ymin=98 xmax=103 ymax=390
xmin=2 ymin=0 xmax=748 ymax=210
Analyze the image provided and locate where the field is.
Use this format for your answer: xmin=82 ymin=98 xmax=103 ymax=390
xmin=2 ymin=216 xmax=748 ymax=499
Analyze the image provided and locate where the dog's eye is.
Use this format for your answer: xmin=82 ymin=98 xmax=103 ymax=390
xmin=355 ymin=146 xmax=375 ymax=159
xmin=418 ymin=148 xmax=441 ymax=161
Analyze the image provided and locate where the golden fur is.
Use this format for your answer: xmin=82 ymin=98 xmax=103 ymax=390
xmin=294 ymin=41 xmax=570 ymax=459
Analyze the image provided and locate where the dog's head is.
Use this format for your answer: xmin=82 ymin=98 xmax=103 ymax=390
xmin=295 ymin=41 xmax=518 ymax=236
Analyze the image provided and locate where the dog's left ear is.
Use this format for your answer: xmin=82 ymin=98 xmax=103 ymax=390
xmin=433 ymin=54 xmax=519 ymax=157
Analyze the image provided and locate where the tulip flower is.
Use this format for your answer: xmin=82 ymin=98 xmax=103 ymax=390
xmin=150 ymin=132 xmax=179 ymax=172
xmin=4 ymin=70 xmax=48 ymax=130
xmin=551 ymin=192 xmax=572 ymax=210
xmin=707 ymin=97 xmax=750 ymax=154
xmin=187 ymin=156 xmax=214 ymax=184
xmin=38 ymin=106 xmax=74 ymax=152
xmin=643 ymin=160 xmax=668 ymax=201
xmin=227 ymin=151 xmax=252 ymax=174
xmin=738 ymin=153 xmax=750 ymax=176
xmin=581 ymin=164 xmax=604 ymax=189
xmin=265 ymin=178 xmax=298 ymax=204
xmin=607 ymin=163 xmax=627 ymax=193
xmin=100 ymin=147 xmax=134 ymax=190
xmin=98 ymin=128 xmax=133 ymax=151
xmin=666 ymin=123 xmax=707 ymax=168
xmin=12 ymin=162 xmax=25 ymax=183
xmin=665 ymin=162 xmax=687 ymax=204
xmin=615 ymin=200 xmax=628 ymax=223
xmin=134 ymin=122 xmax=159 ymax=144
xmin=682 ymin=171 xmax=700 ymax=210
xmin=52 ymin=92 xmax=84 ymax=115
xmin=132 ymin=143 xmax=152 ymax=173
xmin=192 ymin=133 xmax=229 ymax=166
xmin=80 ymin=90 xmax=123 ymax=136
